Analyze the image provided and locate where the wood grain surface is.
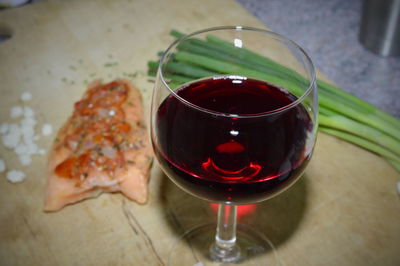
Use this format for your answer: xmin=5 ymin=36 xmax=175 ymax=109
xmin=0 ymin=0 xmax=399 ymax=265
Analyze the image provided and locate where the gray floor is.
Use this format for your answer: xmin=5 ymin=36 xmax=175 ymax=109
xmin=237 ymin=0 xmax=400 ymax=118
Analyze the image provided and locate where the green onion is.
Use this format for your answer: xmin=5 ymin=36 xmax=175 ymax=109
xmin=387 ymin=159 xmax=400 ymax=172
xmin=147 ymin=60 xmax=218 ymax=79
xmin=319 ymin=127 xmax=400 ymax=164
xmin=319 ymin=115 xmax=400 ymax=157
xmin=147 ymin=29 xmax=400 ymax=172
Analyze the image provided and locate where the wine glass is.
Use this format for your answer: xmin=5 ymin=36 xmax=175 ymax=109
xmin=151 ymin=26 xmax=317 ymax=265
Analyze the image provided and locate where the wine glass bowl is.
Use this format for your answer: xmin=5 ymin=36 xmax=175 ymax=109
xmin=151 ymin=26 xmax=317 ymax=265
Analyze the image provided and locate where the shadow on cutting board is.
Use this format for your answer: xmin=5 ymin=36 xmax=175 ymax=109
xmin=157 ymin=171 xmax=309 ymax=251
xmin=0 ymin=23 xmax=12 ymax=44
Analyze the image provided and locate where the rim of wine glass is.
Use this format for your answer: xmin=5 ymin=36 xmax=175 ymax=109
xmin=158 ymin=26 xmax=317 ymax=118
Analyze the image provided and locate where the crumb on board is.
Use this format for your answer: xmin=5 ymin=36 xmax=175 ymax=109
xmin=41 ymin=124 xmax=53 ymax=136
xmin=104 ymin=62 xmax=118 ymax=67
xmin=21 ymin=91 xmax=32 ymax=102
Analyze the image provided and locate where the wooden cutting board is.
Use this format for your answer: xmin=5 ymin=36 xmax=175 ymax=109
xmin=0 ymin=0 xmax=399 ymax=265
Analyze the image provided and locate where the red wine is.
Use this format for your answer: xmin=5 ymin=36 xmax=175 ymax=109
xmin=153 ymin=76 xmax=313 ymax=204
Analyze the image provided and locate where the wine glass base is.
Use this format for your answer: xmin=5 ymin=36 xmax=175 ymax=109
xmin=168 ymin=223 xmax=279 ymax=266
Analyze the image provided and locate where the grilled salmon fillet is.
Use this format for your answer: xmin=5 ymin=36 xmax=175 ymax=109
xmin=44 ymin=80 xmax=153 ymax=212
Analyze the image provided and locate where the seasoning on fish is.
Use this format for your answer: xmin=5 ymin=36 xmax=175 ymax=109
xmin=44 ymin=80 xmax=153 ymax=212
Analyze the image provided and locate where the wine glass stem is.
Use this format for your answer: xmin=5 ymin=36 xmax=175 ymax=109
xmin=210 ymin=203 xmax=241 ymax=262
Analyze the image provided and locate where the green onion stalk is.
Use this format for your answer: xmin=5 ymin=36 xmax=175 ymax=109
xmin=147 ymin=30 xmax=400 ymax=172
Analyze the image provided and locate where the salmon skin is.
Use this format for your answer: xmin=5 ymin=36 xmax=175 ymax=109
xmin=44 ymin=80 xmax=153 ymax=212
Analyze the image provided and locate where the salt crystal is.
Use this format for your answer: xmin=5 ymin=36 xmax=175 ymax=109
xmin=22 ymin=117 xmax=37 ymax=127
xmin=26 ymin=143 xmax=39 ymax=154
xmin=0 ymin=159 xmax=5 ymax=172
xmin=23 ymin=135 xmax=34 ymax=146
xmin=22 ymin=131 xmax=35 ymax=144
xmin=21 ymin=91 xmax=32 ymax=102
xmin=14 ymin=144 xmax=28 ymax=155
xmin=21 ymin=123 xmax=35 ymax=134
xmin=6 ymin=170 xmax=27 ymax=183
xmin=8 ymin=123 xmax=19 ymax=134
xmin=41 ymin=123 xmax=53 ymax=136
xmin=19 ymin=154 xmax=32 ymax=166
xmin=0 ymin=95 xmax=48 ymax=171
xmin=23 ymin=106 xmax=35 ymax=118
xmin=0 ymin=123 xmax=9 ymax=135
xmin=2 ymin=133 xmax=21 ymax=149
xmin=22 ymin=126 xmax=35 ymax=136
xmin=10 ymin=106 xmax=23 ymax=119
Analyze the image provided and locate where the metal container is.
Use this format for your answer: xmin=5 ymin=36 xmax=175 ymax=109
xmin=359 ymin=0 xmax=400 ymax=57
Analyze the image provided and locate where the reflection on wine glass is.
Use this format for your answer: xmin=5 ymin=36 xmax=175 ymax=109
xmin=151 ymin=26 xmax=318 ymax=265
